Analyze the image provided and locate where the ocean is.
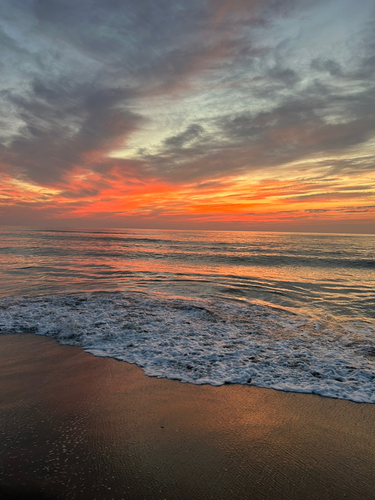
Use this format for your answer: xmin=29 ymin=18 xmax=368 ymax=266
xmin=0 ymin=227 xmax=374 ymax=403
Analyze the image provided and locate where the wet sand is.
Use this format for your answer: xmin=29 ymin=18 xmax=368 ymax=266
xmin=0 ymin=334 xmax=374 ymax=500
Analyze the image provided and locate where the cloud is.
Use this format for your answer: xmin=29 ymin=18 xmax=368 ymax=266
xmin=164 ymin=124 xmax=204 ymax=148
xmin=143 ymin=76 xmax=375 ymax=184
xmin=0 ymin=78 xmax=143 ymax=185
xmin=0 ymin=0 xmax=374 ymax=230
xmin=311 ymin=58 xmax=343 ymax=77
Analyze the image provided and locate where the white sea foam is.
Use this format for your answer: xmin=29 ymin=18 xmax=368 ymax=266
xmin=0 ymin=292 xmax=374 ymax=403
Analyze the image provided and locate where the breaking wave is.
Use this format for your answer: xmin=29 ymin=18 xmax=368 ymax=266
xmin=1 ymin=292 xmax=374 ymax=403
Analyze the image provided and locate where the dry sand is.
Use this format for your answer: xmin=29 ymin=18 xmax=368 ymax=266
xmin=0 ymin=333 xmax=374 ymax=500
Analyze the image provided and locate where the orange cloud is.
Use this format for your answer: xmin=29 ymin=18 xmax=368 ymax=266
xmin=1 ymin=149 xmax=374 ymax=233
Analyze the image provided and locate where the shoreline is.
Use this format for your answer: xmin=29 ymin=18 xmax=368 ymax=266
xmin=1 ymin=333 xmax=374 ymax=499
xmin=2 ymin=292 xmax=373 ymax=404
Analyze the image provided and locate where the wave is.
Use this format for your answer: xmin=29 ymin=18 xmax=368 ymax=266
xmin=23 ymin=246 xmax=373 ymax=270
xmin=0 ymin=292 xmax=374 ymax=403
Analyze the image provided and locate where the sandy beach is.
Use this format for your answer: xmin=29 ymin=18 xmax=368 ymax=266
xmin=0 ymin=334 xmax=374 ymax=500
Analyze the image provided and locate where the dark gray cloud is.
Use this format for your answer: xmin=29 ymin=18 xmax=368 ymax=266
xmin=1 ymin=78 xmax=142 ymax=184
xmin=164 ymin=124 xmax=204 ymax=148
xmin=311 ymin=58 xmax=343 ymax=77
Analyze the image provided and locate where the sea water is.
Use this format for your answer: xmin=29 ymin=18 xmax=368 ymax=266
xmin=0 ymin=227 xmax=374 ymax=402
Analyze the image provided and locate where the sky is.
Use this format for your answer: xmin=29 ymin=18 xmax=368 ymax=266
xmin=0 ymin=0 xmax=374 ymax=233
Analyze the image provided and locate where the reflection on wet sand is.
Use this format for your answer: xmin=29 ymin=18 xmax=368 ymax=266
xmin=1 ymin=334 xmax=374 ymax=499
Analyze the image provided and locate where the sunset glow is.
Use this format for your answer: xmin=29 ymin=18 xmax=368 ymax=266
xmin=0 ymin=0 xmax=374 ymax=232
